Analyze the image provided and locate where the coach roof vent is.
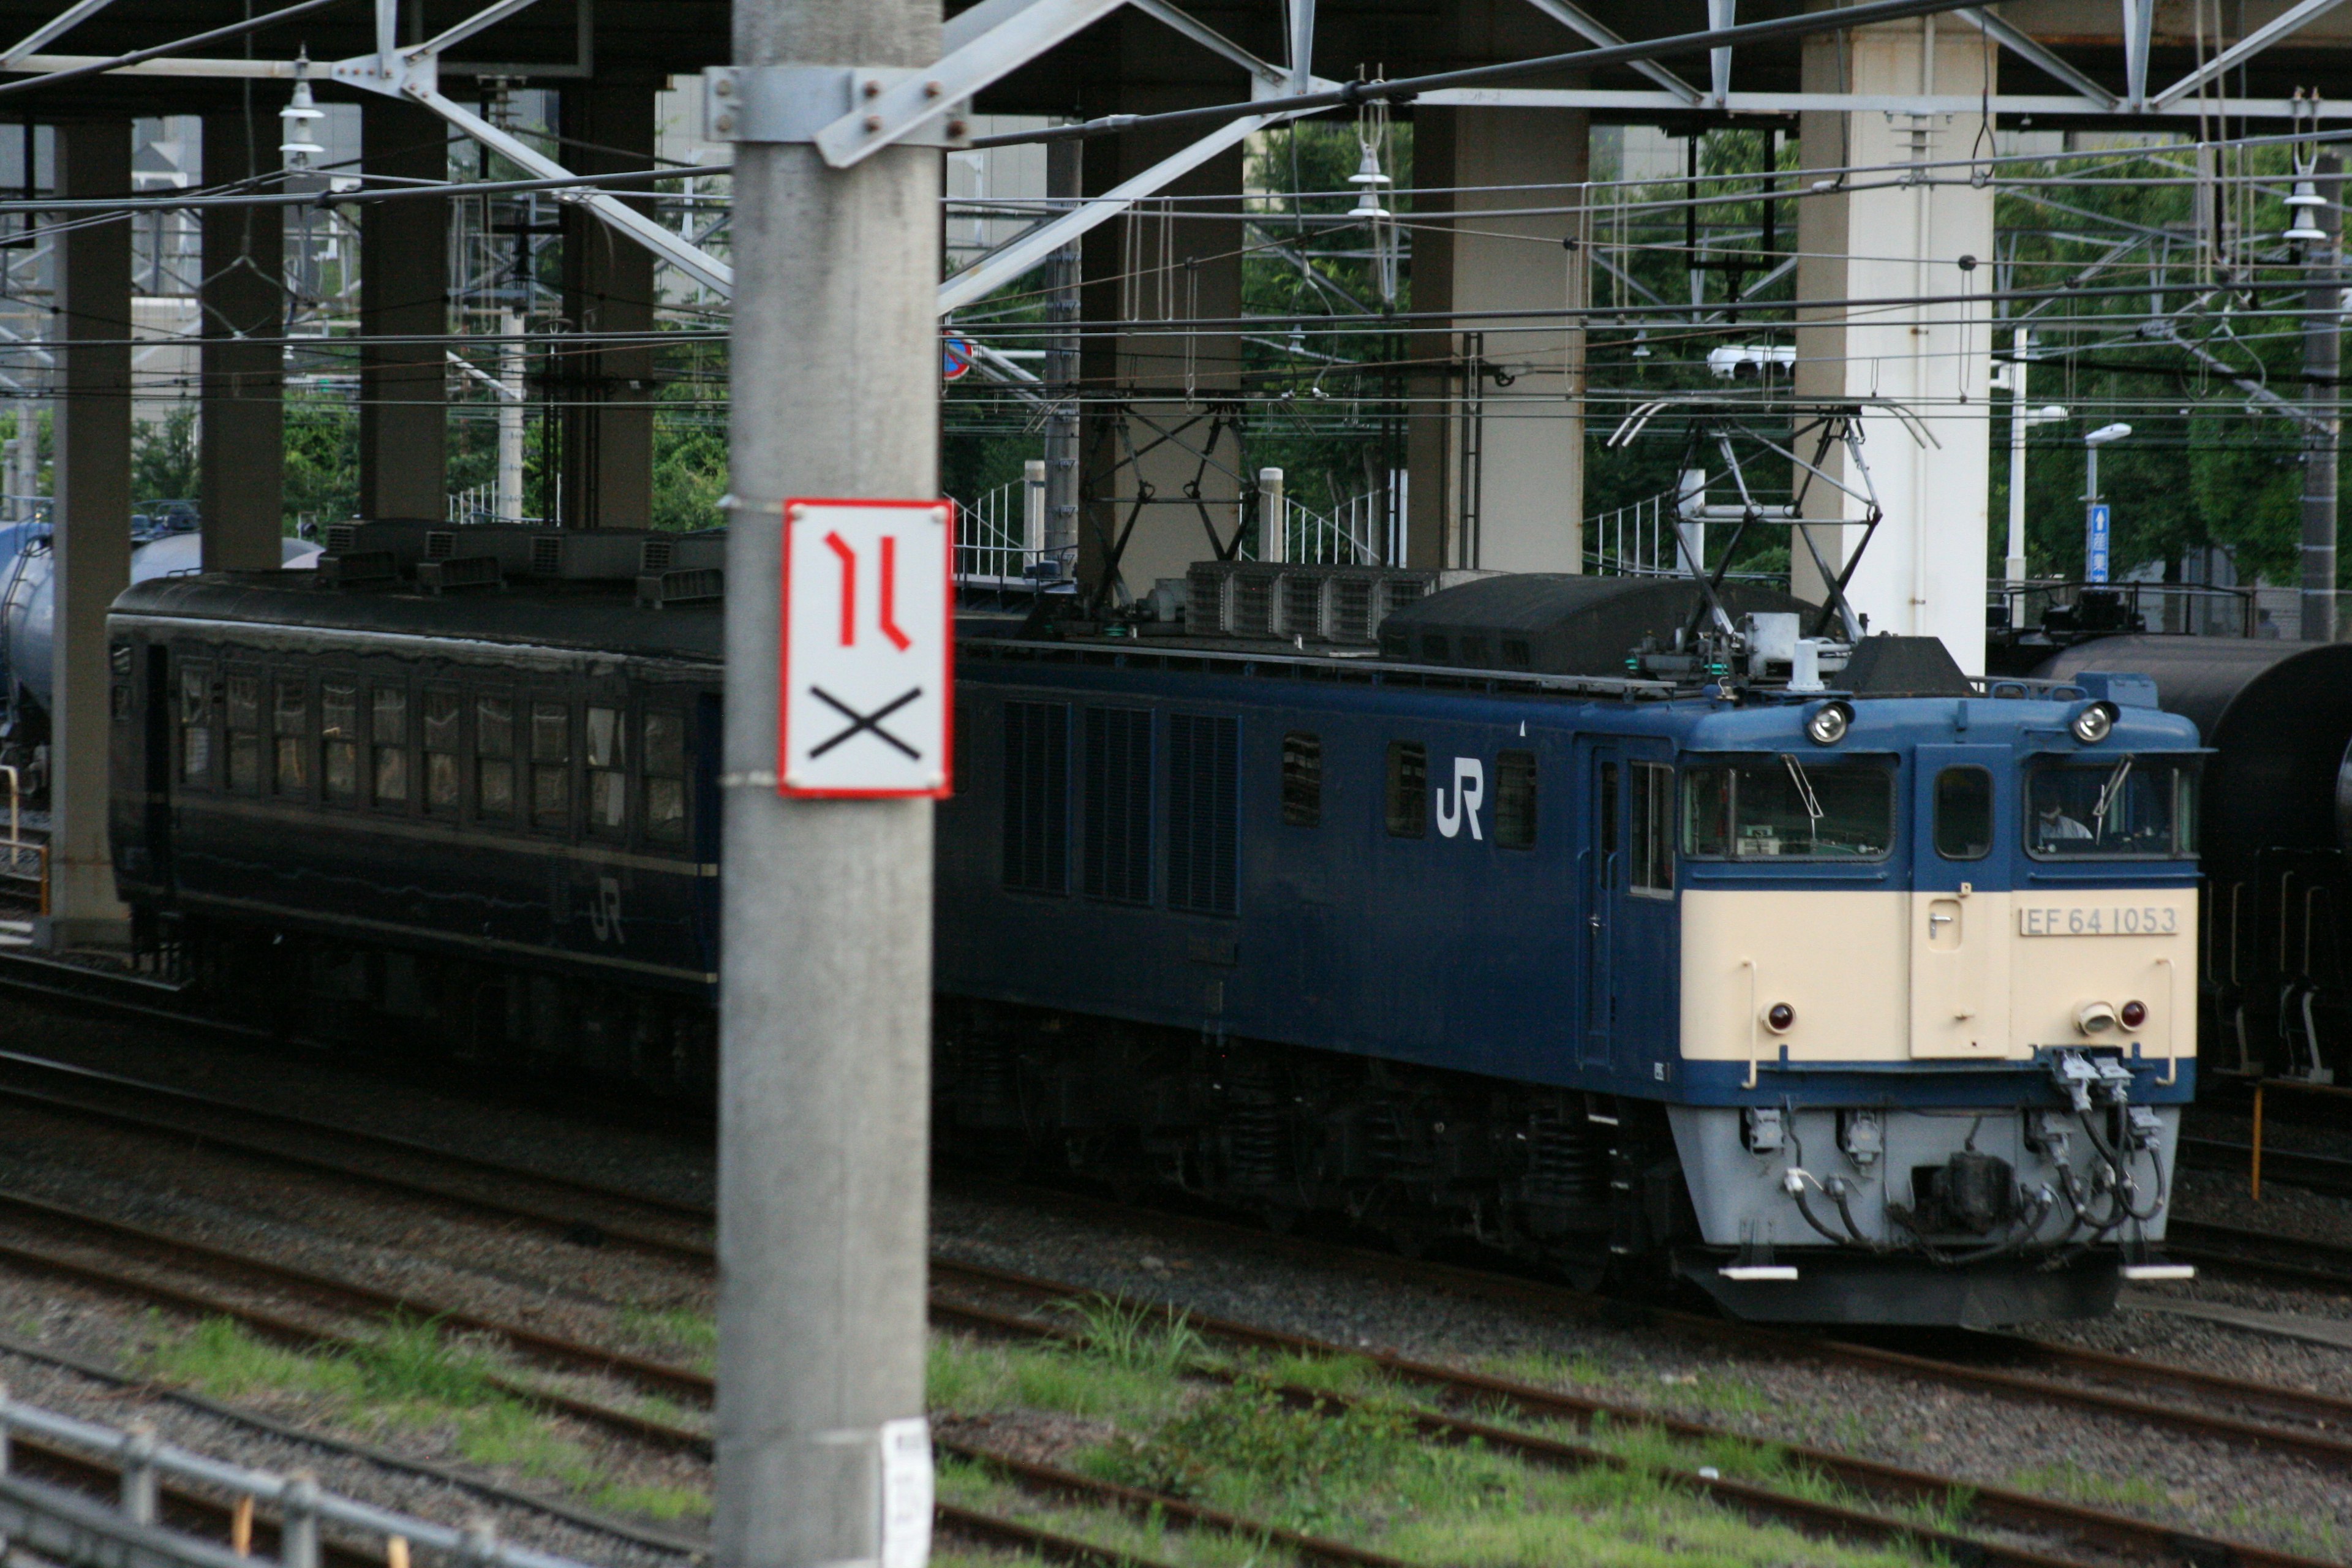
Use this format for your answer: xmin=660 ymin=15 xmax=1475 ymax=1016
xmin=1379 ymin=574 xmax=1815 ymax=678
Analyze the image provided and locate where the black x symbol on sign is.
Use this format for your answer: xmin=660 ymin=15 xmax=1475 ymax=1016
xmin=810 ymin=685 xmax=924 ymax=760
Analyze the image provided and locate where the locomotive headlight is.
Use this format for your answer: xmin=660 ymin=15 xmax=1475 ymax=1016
xmin=2069 ymin=701 xmax=2119 ymax=744
xmin=1804 ymin=700 xmax=1853 ymax=745
xmin=2075 ymin=1000 xmax=2119 ymax=1035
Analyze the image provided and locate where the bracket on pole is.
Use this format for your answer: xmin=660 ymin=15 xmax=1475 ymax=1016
xmin=704 ymin=66 xmax=973 ymax=150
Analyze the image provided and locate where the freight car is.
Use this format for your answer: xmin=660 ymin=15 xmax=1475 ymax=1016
xmin=104 ymin=522 xmax=2203 ymax=1325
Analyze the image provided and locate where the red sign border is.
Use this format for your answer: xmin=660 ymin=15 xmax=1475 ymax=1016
xmin=777 ymin=497 xmax=957 ymax=801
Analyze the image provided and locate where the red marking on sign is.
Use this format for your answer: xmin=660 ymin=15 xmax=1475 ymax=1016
xmin=879 ymin=536 xmax=912 ymax=651
xmin=825 ymin=530 xmax=856 ymax=646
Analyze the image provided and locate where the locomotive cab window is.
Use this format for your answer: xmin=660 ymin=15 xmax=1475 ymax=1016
xmin=2027 ymin=755 xmax=2198 ymax=859
xmin=1386 ymin=742 xmax=1427 ymax=837
xmin=1630 ymin=761 xmax=1673 ymax=891
xmin=1934 ymin=766 xmax=1994 ymax=860
xmin=1281 ymin=732 xmax=1321 ymax=826
xmin=178 ymin=665 xmax=213 ymax=785
xmin=586 ymin=706 xmax=626 ymax=835
xmin=1683 ymin=755 xmax=1894 ymax=861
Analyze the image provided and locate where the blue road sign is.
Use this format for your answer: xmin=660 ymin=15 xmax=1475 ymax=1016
xmin=2086 ymin=502 xmax=2111 ymax=583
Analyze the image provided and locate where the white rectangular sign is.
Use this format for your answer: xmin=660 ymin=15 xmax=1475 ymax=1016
xmin=779 ymin=498 xmax=954 ymax=797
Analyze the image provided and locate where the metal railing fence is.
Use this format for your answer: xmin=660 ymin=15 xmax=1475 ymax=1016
xmin=0 ymin=1391 xmax=597 ymax=1568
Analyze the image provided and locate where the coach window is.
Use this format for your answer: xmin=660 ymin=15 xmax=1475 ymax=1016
xmin=586 ymin=706 xmax=627 ymax=836
xmin=372 ymin=686 xmax=409 ymax=807
xmin=320 ymin=682 xmax=360 ymax=804
xmin=273 ymin=676 xmax=309 ymax=796
xmin=1385 ymin=741 xmax=1427 ymax=837
xmin=475 ymin=692 xmax=515 ymax=820
xmin=530 ymin=700 xmax=571 ymax=829
xmin=1496 ymin=750 xmax=1537 ymax=850
xmin=1934 ymin=767 xmax=1993 ymax=860
xmin=1630 ymin=761 xmax=1674 ymax=894
xmin=226 ymin=673 xmax=260 ymax=793
xmin=423 ymin=687 xmax=461 ymax=816
xmin=178 ymin=664 xmax=213 ymax=786
xmin=1281 ymin=733 xmax=1321 ymax=826
xmin=644 ymin=709 xmax=687 ymax=844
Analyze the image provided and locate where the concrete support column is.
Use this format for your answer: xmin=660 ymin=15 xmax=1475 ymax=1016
xmin=1406 ymin=105 xmax=1590 ymax=573
xmin=47 ymin=121 xmax=132 ymax=940
xmin=1077 ymin=113 xmax=1243 ymax=605
xmin=198 ymin=113 xmax=284 ymax=571
xmin=1794 ymin=15 xmax=1995 ymax=671
xmin=559 ymin=85 xmax=657 ymax=529
xmin=357 ymin=100 xmax=448 ymax=522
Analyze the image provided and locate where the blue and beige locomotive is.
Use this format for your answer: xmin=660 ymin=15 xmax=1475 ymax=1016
xmin=938 ymin=565 xmax=2201 ymax=1324
xmin=99 ymin=522 xmax=2199 ymax=1324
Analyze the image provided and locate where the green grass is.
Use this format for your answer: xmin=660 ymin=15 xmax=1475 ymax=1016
xmin=929 ymin=1327 xmax=1946 ymax=1567
xmin=617 ymin=1305 xmax=718 ymax=1368
xmin=145 ymin=1315 xmax=712 ymax=1523
xmin=2002 ymin=1460 xmax=2170 ymax=1515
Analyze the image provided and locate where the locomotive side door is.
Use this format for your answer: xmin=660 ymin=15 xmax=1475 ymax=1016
xmin=1909 ymin=743 xmax=2013 ymax=1058
xmin=1580 ymin=744 xmax=1623 ymax=1067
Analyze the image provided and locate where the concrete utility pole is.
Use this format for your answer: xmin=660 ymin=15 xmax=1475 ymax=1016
xmin=1042 ymin=139 xmax=1081 ymax=574
xmin=2301 ymin=154 xmax=2342 ymax=644
xmin=717 ymin=1 xmax=938 ymax=1566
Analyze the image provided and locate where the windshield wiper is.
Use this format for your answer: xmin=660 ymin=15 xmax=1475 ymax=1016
xmin=1782 ymin=753 xmax=1824 ymax=823
xmin=2092 ymin=755 xmax=2135 ymax=837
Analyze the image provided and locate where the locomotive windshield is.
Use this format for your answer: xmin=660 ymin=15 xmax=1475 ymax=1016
xmin=2026 ymin=755 xmax=2199 ymax=859
xmin=1683 ymin=756 xmax=1894 ymax=861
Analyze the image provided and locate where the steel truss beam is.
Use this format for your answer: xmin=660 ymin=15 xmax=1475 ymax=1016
xmin=1951 ymin=8 xmax=2118 ymax=111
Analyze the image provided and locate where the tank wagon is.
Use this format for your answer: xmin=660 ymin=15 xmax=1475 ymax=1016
xmin=104 ymin=522 xmax=2202 ymax=1324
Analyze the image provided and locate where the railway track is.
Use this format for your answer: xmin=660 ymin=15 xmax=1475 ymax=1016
xmin=2165 ymin=1217 xmax=2352 ymax=1292
xmin=0 ymin=1177 xmax=2235 ymax=1568
xmin=0 ymin=1034 xmax=2344 ymax=1561
xmin=7 ymin=1041 xmax=2352 ymax=1463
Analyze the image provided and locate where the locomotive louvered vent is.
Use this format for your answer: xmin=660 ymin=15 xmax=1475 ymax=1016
xmin=1231 ymin=574 xmax=1273 ymax=638
xmin=1282 ymin=575 xmax=1324 ymax=639
xmin=423 ymin=531 xmax=455 ymax=561
xmin=530 ymin=535 xmax=564 ymax=576
xmin=641 ymin=538 xmax=674 ymax=573
xmin=1166 ymin=713 xmax=1238 ymax=916
xmin=1186 ymin=564 xmax=1227 ymax=634
xmin=1384 ymin=578 xmax=1425 ymax=612
xmin=1083 ymin=705 xmax=1152 ymax=903
xmin=323 ymin=523 xmax=358 ymax=554
xmin=1000 ymin=701 xmax=1069 ymax=894
xmin=1332 ymin=578 xmax=1374 ymax=642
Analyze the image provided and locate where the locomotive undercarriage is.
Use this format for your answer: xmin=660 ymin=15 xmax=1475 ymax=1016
xmin=934 ymin=999 xmax=1697 ymax=1283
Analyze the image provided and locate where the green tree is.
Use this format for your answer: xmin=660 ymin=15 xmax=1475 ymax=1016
xmin=132 ymin=402 xmax=199 ymax=503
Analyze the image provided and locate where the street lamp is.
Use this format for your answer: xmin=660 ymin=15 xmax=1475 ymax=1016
xmin=2003 ymin=328 xmax=2074 ymax=627
xmin=2083 ymin=422 xmax=2133 ymax=585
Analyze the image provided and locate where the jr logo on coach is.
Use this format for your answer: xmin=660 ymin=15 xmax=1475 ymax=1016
xmin=1436 ymin=757 xmax=1484 ymax=840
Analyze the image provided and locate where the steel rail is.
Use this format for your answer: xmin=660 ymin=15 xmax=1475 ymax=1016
xmin=929 ymin=1260 xmax=2339 ymax=1568
xmin=940 ymin=1439 xmax=1411 ymax=1568
xmin=0 ymin=1227 xmax=710 ymax=1457
xmin=2165 ymin=1218 xmax=2352 ymax=1289
xmin=927 ymin=1293 xmax=2097 ymax=1568
xmin=956 ymin=1185 xmax=2352 ymax=1466
xmin=0 ymin=1075 xmax=710 ymax=1264
xmin=0 ymin=1186 xmax=711 ymax=1402
xmin=0 ymin=1043 xmax=712 ymax=1223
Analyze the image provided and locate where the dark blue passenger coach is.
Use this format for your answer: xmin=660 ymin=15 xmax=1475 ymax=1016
xmin=104 ymin=529 xmax=2201 ymax=1325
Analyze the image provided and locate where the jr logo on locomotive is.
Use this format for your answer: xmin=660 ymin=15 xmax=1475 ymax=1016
xmin=778 ymin=498 xmax=955 ymax=797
